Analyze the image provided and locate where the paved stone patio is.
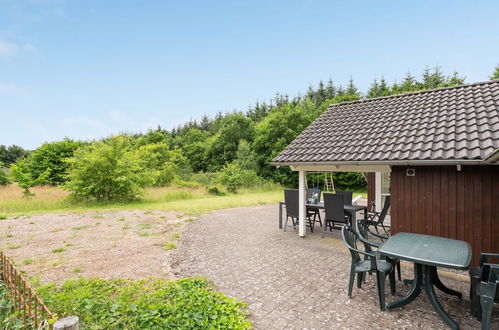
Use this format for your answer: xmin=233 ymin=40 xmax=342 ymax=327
xmin=172 ymin=204 xmax=498 ymax=329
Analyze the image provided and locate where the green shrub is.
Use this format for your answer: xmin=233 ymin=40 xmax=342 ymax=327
xmin=10 ymin=159 xmax=51 ymax=198
xmin=0 ymin=162 xmax=8 ymax=186
xmin=21 ymin=139 xmax=84 ymax=185
xmin=38 ymin=277 xmax=251 ymax=329
xmin=65 ymin=136 xmax=154 ymax=201
xmin=217 ymin=163 xmax=261 ymax=193
xmin=206 ymin=185 xmax=225 ymax=196
xmin=0 ymin=281 xmax=25 ymax=328
xmin=191 ymin=172 xmax=218 ymax=186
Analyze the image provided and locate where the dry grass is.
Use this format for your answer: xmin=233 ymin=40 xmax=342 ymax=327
xmin=0 ymin=184 xmax=283 ymax=216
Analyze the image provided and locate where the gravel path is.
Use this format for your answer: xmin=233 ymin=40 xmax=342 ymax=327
xmin=0 ymin=210 xmax=188 ymax=283
xmin=172 ymin=204 xmax=497 ymax=329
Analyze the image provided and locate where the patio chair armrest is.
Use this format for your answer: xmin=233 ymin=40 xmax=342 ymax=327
xmin=357 ymin=234 xmax=381 ymax=248
xmin=480 ymin=253 xmax=499 ymax=266
xmin=350 ymin=246 xmax=377 ymax=259
xmin=367 ymin=227 xmax=389 ymax=241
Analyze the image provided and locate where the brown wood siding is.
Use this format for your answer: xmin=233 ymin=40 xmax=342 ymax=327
xmin=367 ymin=172 xmax=375 ymax=208
xmin=391 ymin=165 xmax=499 ymax=266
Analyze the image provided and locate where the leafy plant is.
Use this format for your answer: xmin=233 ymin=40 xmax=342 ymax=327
xmin=217 ymin=163 xmax=260 ymax=193
xmin=206 ymin=185 xmax=225 ymax=196
xmin=38 ymin=277 xmax=251 ymax=329
xmin=10 ymin=159 xmax=50 ymax=198
xmin=0 ymin=162 xmax=9 ymax=186
xmin=65 ymin=136 xmax=154 ymax=201
xmin=21 ymin=139 xmax=84 ymax=186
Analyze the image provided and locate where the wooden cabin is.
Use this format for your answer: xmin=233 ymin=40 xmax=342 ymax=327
xmin=272 ymin=80 xmax=499 ymax=266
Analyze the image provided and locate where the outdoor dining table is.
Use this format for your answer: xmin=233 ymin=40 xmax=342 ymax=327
xmin=278 ymin=202 xmax=367 ymax=229
xmin=378 ymin=232 xmax=471 ymax=330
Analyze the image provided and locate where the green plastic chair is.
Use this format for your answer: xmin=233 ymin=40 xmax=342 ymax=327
xmin=470 ymin=253 xmax=499 ymax=330
xmin=470 ymin=253 xmax=499 ymax=329
xmin=341 ymin=225 xmax=396 ymax=311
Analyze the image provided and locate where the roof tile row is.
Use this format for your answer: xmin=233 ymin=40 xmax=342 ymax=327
xmin=273 ymin=80 xmax=499 ymax=164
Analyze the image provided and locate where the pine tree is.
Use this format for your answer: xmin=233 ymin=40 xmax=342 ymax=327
xmin=491 ymin=65 xmax=499 ymax=80
xmin=367 ymin=79 xmax=380 ymax=98
xmin=346 ymin=77 xmax=358 ymax=95
xmin=326 ymin=79 xmax=336 ymax=99
xmin=314 ymin=80 xmax=327 ymax=104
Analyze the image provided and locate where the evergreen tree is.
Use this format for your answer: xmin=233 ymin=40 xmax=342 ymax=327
xmin=313 ymin=81 xmax=327 ymax=104
xmin=346 ymin=77 xmax=358 ymax=95
xmin=325 ymin=79 xmax=336 ymax=99
xmin=491 ymin=65 xmax=499 ymax=80
xmin=367 ymin=79 xmax=380 ymax=98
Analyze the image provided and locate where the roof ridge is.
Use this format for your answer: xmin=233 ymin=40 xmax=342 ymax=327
xmin=328 ymin=79 xmax=499 ymax=107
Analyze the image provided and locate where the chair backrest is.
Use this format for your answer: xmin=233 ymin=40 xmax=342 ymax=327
xmin=356 ymin=221 xmax=374 ymax=253
xmin=336 ymin=190 xmax=353 ymax=206
xmin=284 ymin=189 xmax=299 ymax=219
xmin=323 ymin=193 xmax=345 ymax=222
xmin=342 ymin=225 xmax=361 ymax=264
xmin=307 ymin=188 xmax=321 ymax=203
xmin=378 ymin=196 xmax=391 ymax=224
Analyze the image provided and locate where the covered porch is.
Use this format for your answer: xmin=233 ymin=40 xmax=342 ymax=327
xmin=283 ymin=163 xmax=390 ymax=237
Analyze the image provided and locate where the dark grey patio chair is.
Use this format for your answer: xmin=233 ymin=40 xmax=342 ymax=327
xmin=336 ymin=190 xmax=353 ymax=222
xmin=321 ymin=193 xmax=350 ymax=237
xmin=364 ymin=196 xmax=391 ymax=235
xmin=341 ymin=225 xmax=396 ymax=311
xmin=336 ymin=190 xmax=353 ymax=205
xmin=357 ymin=220 xmax=401 ymax=281
xmin=469 ymin=252 xmax=499 ymax=328
xmin=307 ymin=188 xmax=322 ymax=228
xmin=283 ymin=189 xmax=314 ymax=232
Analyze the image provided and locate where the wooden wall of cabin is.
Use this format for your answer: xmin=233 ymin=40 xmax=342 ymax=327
xmin=390 ymin=165 xmax=499 ymax=266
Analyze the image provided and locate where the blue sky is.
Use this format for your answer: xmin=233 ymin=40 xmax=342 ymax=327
xmin=1 ymin=0 xmax=498 ymax=149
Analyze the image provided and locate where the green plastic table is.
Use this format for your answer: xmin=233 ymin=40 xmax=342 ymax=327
xmin=378 ymin=232 xmax=471 ymax=330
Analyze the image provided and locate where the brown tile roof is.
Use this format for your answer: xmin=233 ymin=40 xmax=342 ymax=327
xmin=272 ymin=80 xmax=499 ymax=165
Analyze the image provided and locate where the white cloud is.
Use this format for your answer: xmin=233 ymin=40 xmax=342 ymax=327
xmin=59 ymin=111 xmax=162 ymax=142
xmin=0 ymin=39 xmax=18 ymax=58
xmin=0 ymin=39 xmax=35 ymax=59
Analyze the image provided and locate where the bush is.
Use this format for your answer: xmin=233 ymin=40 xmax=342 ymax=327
xmin=206 ymin=185 xmax=225 ymax=196
xmin=332 ymin=172 xmax=366 ymax=190
xmin=217 ymin=163 xmax=244 ymax=193
xmin=0 ymin=162 xmax=9 ymax=186
xmin=22 ymin=139 xmax=84 ymax=185
xmin=10 ymin=159 xmax=51 ymax=198
xmin=38 ymin=277 xmax=251 ymax=329
xmin=65 ymin=137 xmax=153 ymax=201
xmin=217 ymin=163 xmax=261 ymax=193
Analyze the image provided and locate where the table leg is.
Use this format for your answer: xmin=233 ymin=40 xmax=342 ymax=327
xmin=424 ymin=265 xmax=459 ymax=330
xmin=387 ymin=263 xmax=422 ymax=310
xmin=430 ymin=267 xmax=462 ymax=298
xmin=279 ymin=202 xmax=283 ymax=229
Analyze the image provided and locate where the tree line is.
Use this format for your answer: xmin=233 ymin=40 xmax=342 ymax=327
xmin=1 ymin=65 xmax=497 ymax=200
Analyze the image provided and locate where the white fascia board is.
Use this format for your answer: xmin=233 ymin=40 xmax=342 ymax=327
xmin=290 ymin=164 xmax=391 ymax=172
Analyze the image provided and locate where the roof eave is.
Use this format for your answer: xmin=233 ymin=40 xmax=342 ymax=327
xmin=271 ymin=159 xmax=494 ymax=167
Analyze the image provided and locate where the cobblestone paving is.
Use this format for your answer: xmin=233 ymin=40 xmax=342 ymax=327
xmin=172 ymin=204 xmax=498 ymax=329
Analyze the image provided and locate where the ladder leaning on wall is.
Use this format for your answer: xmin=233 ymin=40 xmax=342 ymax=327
xmin=324 ymin=173 xmax=335 ymax=192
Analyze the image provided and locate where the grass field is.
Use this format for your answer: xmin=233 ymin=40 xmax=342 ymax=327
xmin=0 ymin=184 xmax=367 ymax=217
xmin=0 ymin=184 xmax=284 ymax=217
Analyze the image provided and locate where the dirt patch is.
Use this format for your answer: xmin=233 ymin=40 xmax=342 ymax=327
xmin=0 ymin=210 xmax=192 ymax=284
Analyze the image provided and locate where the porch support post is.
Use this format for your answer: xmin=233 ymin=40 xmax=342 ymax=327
xmin=298 ymin=170 xmax=307 ymax=237
xmin=375 ymin=172 xmax=382 ymax=212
